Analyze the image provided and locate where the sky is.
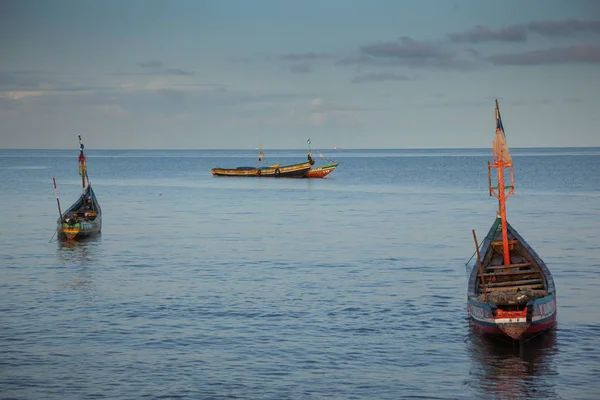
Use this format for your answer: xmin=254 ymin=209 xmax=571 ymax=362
xmin=1 ymin=0 xmax=599 ymax=149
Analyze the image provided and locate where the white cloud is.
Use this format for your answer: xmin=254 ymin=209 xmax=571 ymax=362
xmin=97 ymin=104 xmax=128 ymax=117
xmin=1 ymin=91 xmax=44 ymax=100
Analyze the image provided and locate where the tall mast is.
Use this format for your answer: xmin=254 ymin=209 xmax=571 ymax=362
xmin=488 ymin=100 xmax=515 ymax=265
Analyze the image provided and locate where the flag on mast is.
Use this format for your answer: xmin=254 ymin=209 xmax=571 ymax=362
xmin=492 ymin=101 xmax=512 ymax=164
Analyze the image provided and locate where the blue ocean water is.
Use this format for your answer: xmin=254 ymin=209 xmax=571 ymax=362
xmin=0 ymin=147 xmax=599 ymax=399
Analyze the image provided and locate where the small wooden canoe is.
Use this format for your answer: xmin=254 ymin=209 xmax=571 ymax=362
xmin=467 ymin=100 xmax=556 ymax=341
xmin=57 ymin=185 xmax=102 ymax=240
xmin=468 ymin=218 xmax=556 ymax=341
xmin=56 ymin=136 xmax=102 ymax=240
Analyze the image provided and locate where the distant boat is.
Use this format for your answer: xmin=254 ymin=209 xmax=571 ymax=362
xmin=211 ymin=143 xmax=313 ymax=178
xmin=467 ymin=100 xmax=556 ymax=341
xmin=55 ymin=136 xmax=102 ymax=240
xmin=333 ymin=146 xmax=343 ymax=150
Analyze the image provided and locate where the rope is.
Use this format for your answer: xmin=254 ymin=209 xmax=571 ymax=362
xmin=465 ymin=236 xmax=485 ymax=267
xmin=318 ymin=153 xmax=336 ymax=164
xmin=49 ymin=229 xmax=58 ymax=243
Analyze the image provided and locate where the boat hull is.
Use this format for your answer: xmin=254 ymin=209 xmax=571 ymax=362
xmin=306 ymin=163 xmax=339 ymax=178
xmin=58 ymin=218 xmax=102 ymax=240
xmin=468 ymin=296 xmax=556 ymax=340
xmin=467 ymin=218 xmax=556 ymax=341
xmin=57 ymin=185 xmax=102 ymax=241
xmin=211 ymin=161 xmax=312 ymax=178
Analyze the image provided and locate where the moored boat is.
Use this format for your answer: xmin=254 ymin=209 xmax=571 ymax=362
xmin=211 ymin=161 xmax=312 ymax=178
xmin=211 ymin=142 xmax=314 ymax=177
xmin=467 ymin=100 xmax=556 ymax=341
xmin=55 ymin=136 xmax=102 ymax=240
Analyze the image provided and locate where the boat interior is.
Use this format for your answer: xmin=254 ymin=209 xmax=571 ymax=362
xmin=64 ymin=194 xmax=100 ymax=223
xmin=477 ymin=239 xmax=548 ymax=308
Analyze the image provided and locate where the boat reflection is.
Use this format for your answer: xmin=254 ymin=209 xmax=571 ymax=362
xmin=57 ymin=234 xmax=101 ymax=263
xmin=466 ymin=323 xmax=558 ymax=399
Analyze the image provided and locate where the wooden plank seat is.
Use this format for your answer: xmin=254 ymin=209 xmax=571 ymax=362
xmin=483 ymin=270 xmax=538 ymax=277
xmin=484 ymin=278 xmax=543 ymax=288
xmin=482 ymin=283 xmax=545 ymax=293
xmin=492 ymin=239 xmax=519 ymax=251
xmin=485 ymin=262 xmax=532 ymax=271
xmin=485 ymin=262 xmax=532 ymax=270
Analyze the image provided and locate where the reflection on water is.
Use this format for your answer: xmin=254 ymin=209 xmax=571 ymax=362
xmin=56 ymin=236 xmax=102 ymax=298
xmin=466 ymin=324 xmax=558 ymax=399
xmin=56 ymin=235 xmax=102 ymax=264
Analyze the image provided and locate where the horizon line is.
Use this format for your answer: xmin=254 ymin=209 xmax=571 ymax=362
xmin=1 ymin=145 xmax=599 ymax=151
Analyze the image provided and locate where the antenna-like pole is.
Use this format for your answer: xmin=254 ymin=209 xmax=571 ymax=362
xmin=53 ymin=178 xmax=63 ymax=219
xmin=78 ymin=135 xmax=87 ymax=194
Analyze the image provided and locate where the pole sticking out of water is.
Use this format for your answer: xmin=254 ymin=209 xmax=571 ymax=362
xmin=53 ymin=177 xmax=63 ymax=219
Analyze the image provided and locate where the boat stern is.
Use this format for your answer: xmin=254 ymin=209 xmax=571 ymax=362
xmin=495 ymin=309 xmax=530 ymax=340
xmin=469 ymin=294 xmax=556 ymax=341
xmin=58 ymin=222 xmax=81 ymax=240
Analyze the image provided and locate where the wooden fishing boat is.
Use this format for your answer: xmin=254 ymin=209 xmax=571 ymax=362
xmin=211 ymin=161 xmax=312 ymax=177
xmin=303 ymin=141 xmax=339 ymax=178
xmin=55 ymin=136 xmax=102 ymax=240
xmin=211 ymin=143 xmax=314 ymax=177
xmin=467 ymin=100 xmax=556 ymax=341
xmin=306 ymin=162 xmax=339 ymax=178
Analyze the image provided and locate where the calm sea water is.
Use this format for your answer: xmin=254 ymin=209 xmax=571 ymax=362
xmin=1 ymin=148 xmax=599 ymax=400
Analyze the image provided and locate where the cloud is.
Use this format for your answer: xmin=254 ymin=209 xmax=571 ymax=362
xmin=350 ymin=72 xmax=410 ymax=84
xmin=115 ymin=61 xmax=195 ymax=76
xmin=113 ymin=69 xmax=195 ymax=76
xmin=97 ymin=104 xmax=128 ymax=117
xmin=487 ymin=44 xmax=600 ymax=65
xmin=310 ymin=97 xmax=362 ymax=112
xmin=563 ymin=97 xmax=584 ymax=104
xmin=448 ymin=25 xmax=527 ymax=43
xmin=361 ymin=36 xmax=451 ymax=60
xmin=448 ymin=19 xmax=600 ymax=43
xmin=289 ymin=65 xmax=312 ymax=74
xmin=0 ymin=91 xmax=44 ymax=101
xmin=280 ymin=52 xmax=333 ymax=61
xmin=353 ymin=36 xmax=474 ymax=69
xmin=528 ymin=19 xmax=600 ymax=37
xmin=303 ymin=97 xmax=363 ymax=127
xmin=162 ymin=68 xmax=195 ymax=76
xmin=138 ymin=60 xmax=164 ymax=68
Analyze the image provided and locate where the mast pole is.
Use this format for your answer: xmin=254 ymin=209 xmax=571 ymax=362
xmin=492 ymin=100 xmax=512 ymax=266
xmin=78 ymin=135 xmax=86 ymax=194
xmin=497 ymin=159 xmax=511 ymax=265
